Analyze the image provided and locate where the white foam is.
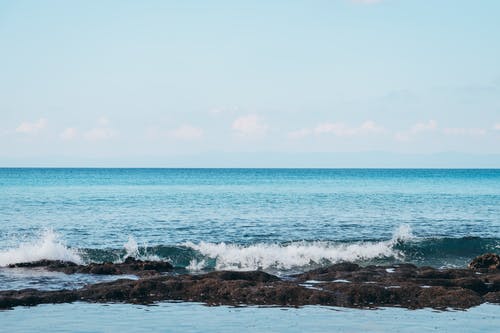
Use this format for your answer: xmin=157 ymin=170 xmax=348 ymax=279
xmin=122 ymin=236 xmax=160 ymax=262
xmin=184 ymin=225 xmax=414 ymax=271
xmin=391 ymin=224 xmax=413 ymax=242
xmin=299 ymin=284 xmax=324 ymax=291
xmin=186 ymin=259 xmax=207 ymax=271
xmin=124 ymin=236 xmax=139 ymax=258
xmin=0 ymin=229 xmax=83 ymax=267
xmin=305 ymin=280 xmax=325 ymax=284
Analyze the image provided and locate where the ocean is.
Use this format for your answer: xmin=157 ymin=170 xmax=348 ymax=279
xmin=1 ymin=168 xmax=499 ymax=331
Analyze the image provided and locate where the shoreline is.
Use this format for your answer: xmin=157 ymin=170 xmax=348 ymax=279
xmin=1 ymin=254 xmax=499 ymax=310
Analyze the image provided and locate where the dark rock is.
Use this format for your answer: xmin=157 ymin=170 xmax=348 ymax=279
xmin=293 ymin=262 xmax=360 ymax=281
xmin=468 ymin=253 xmax=500 ymax=271
xmin=417 ymin=287 xmax=482 ymax=309
xmin=452 ymin=277 xmax=488 ymax=294
xmin=8 ymin=258 xmax=173 ymax=276
xmin=201 ymin=270 xmax=280 ymax=283
xmin=2 ymin=254 xmax=500 ymax=310
xmin=417 ymin=268 xmax=470 ymax=280
xmin=8 ymin=260 xmax=78 ymax=269
xmin=0 ymin=289 xmax=79 ymax=309
xmin=484 ymin=291 xmax=500 ymax=303
xmin=488 ymin=276 xmax=500 ymax=292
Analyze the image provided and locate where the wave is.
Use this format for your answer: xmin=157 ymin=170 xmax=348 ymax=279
xmin=0 ymin=226 xmax=498 ymax=272
xmin=182 ymin=225 xmax=413 ymax=271
xmin=0 ymin=229 xmax=82 ymax=267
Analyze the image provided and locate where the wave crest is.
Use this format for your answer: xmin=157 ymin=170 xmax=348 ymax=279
xmin=2 ymin=225 xmax=497 ymax=272
xmin=183 ymin=225 xmax=414 ymax=271
xmin=0 ymin=229 xmax=82 ymax=267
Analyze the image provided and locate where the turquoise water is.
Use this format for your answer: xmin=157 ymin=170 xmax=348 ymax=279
xmin=2 ymin=303 xmax=499 ymax=333
xmin=0 ymin=168 xmax=499 ymax=330
xmin=0 ymin=169 xmax=498 ymax=271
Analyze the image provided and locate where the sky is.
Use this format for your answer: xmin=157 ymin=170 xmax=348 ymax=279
xmin=1 ymin=0 xmax=499 ymax=167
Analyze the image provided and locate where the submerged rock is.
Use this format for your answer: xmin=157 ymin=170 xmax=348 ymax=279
xmin=1 ymin=254 xmax=499 ymax=310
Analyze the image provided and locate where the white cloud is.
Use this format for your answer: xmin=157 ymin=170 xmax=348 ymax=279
xmin=15 ymin=118 xmax=47 ymax=134
xmin=288 ymin=121 xmax=384 ymax=139
xmin=494 ymin=123 xmax=500 ymax=131
xmin=232 ymin=114 xmax=268 ymax=137
xmin=60 ymin=127 xmax=78 ymax=140
xmin=84 ymin=127 xmax=117 ymax=141
xmin=169 ymin=125 xmax=204 ymax=140
xmin=313 ymin=120 xmax=385 ymax=136
xmin=359 ymin=120 xmax=385 ymax=133
xmin=395 ymin=120 xmax=437 ymax=141
xmin=442 ymin=127 xmax=486 ymax=136
xmin=410 ymin=120 xmax=437 ymax=134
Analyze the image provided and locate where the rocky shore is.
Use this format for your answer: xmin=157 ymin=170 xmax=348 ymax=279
xmin=8 ymin=256 xmax=174 ymax=277
xmin=1 ymin=254 xmax=499 ymax=310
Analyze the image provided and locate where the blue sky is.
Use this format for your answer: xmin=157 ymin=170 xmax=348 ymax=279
xmin=1 ymin=0 xmax=499 ymax=167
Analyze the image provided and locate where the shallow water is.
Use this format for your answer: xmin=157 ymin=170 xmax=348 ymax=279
xmin=1 ymin=302 xmax=499 ymax=333
xmin=0 ymin=267 xmax=137 ymax=291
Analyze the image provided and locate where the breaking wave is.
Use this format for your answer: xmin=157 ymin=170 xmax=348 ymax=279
xmin=0 ymin=229 xmax=82 ymax=267
xmin=182 ymin=225 xmax=413 ymax=271
xmin=1 ymin=225 xmax=498 ymax=272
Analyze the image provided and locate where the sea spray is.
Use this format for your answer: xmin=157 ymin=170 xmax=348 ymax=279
xmin=0 ymin=229 xmax=82 ymax=267
xmin=2 ymin=225 xmax=498 ymax=271
xmin=187 ymin=259 xmax=208 ymax=271
xmin=124 ymin=236 xmax=139 ymax=258
xmin=183 ymin=225 xmax=415 ymax=271
xmin=121 ymin=236 xmax=160 ymax=262
xmin=390 ymin=224 xmax=414 ymax=243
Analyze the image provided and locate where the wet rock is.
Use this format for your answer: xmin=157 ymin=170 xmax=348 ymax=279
xmin=483 ymin=291 xmax=500 ymax=303
xmin=452 ymin=277 xmax=488 ymax=294
xmin=2 ymin=255 xmax=500 ymax=310
xmin=0 ymin=289 xmax=79 ymax=309
xmin=417 ymin=268 xmax=470 ymax=280
xmin=8 ymin=258 xmax=173 ymax=276
xmin=488 ymin=276 xmax=500 ymax=292
xmin=8 ymin=260 xmax=78 ymax=269
xmin=324 ymin=283 xmax=392 ymax=307
xmin=79 ymin=258 xmax=174 ymax=276
xmin=417 ymin=287 xmax=482 ymax=309
xmin=293 ymin=262 xmax=360 ymax=282
xmin=200 ymin=270 xmax=280 ymax=283
xmin=468 ymin=253 xmax=500 ymax=271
